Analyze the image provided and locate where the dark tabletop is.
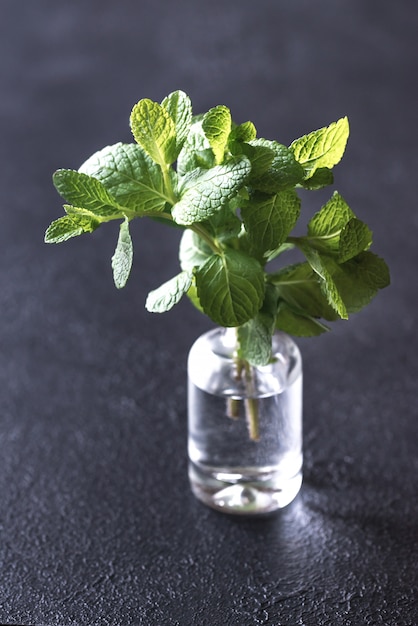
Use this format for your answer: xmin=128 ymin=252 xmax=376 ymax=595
xmin=1 ymin=1 xmax=417 ymax=624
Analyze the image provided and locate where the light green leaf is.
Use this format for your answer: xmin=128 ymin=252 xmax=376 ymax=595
xmin=241 ymin=189 xmax=301 ymax=260
xmin=179 ymin=229 xmax=212 ymax=271
xmin=237 ymin=284 xmax=278 ymax=366
xmin=53 ymin=169 xmax=123 ymax=218
xmin=271 ymin=262 xmax=339 ymax=321
xmin=79 ymin=142 xmax=169 ymax=214
xmin=111 ymin=218 xmax=133 ymax=289
xmin=301 ymin=245 xmax=348 ymax=319
xmin=161 ymin=90 xmax=192 ymax=155
xmin=177 ymin=119 xmax=215 ymax=175
xmin=44 ymin=214 xmax=100 ymax=243
xmin=276 ymin=302 xmax=330 ymax=336
xmin=290 ymin=116 xmax=349 ymax=177
xmin=248 ymin=139 xmax=304 ymax=192
xmin=338 ymin=218 xmax=372 ymax=263
xmin=130 ymin=98 xmax=177 ymax=166
xmin=172 ymin=156 xmax=251 ymax=225
xmin=202 ymin=105 xmax=232 ymax=164
xmin=195 ymin=249 xmax=265 ymax=327
xmin=229 ymin=121 xmax=257 ymax=143
xmin=145 ymin=270 xmax=193 ymax=313
xmin=306 ymin=191 xmax=355 ymax=255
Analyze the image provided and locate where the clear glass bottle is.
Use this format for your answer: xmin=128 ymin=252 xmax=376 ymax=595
xmin=187 ymin=327 xmax=303 ymax=515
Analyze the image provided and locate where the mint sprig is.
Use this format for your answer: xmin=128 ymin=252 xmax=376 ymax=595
xmin=45 ymin=89 xmax=390 ymax=367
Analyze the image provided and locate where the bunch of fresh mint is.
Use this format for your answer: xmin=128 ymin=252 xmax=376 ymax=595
xmin=45 ymin=90 xmax=389 ymax=366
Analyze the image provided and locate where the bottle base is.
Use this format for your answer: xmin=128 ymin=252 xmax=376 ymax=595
xmin=189 ymin=461 xmax=302 ymax=515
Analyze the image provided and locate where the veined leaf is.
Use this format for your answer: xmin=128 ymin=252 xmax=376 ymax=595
xmin=79 ymin=142 xmax=169 ymax=214
xmin=145 ymin=270 xmax=193 ymax=313
xmin=202 ymin=105 xmax=232 ymax=164
xmin=241 ymin=189 xmax=301 ymax=260
xmin=338 ymin=218 xmax=372 ymax=262
xmin=161 ymin=90 xmax=192 ymax=156
xmin=276 ymin=302 xmax=330 ymax=336
xmin=130 ymin=98 xmax=177 ymax=166
xmin=44 ymin=214 xmax=100 ymax=243
xmin=177 ymin=119 xmax=215 ymax=175
xmin=290 ymin=117 xmax=349 ymax=177
xmin=248 ymin=138 xmax=304 ymax=192
xmin=195 ymin=249 xmax=265 ymax=327
xmin=331 ymin=252 xmax=390 ymax=313
xmin=271 ymin=262 xmax=338 ymax=321
xmin=53 ymin=169 xmax=123 ymax=218
xmin=172 ymin=156 xmax=251 ymax=225
xmin=299 ymin=167 xmax=334 ymax=190
xmin=306 ymin=191 xmax=355 ymax=255
xmin=179 ymin=229 xmax=212 ymax=271
xmin=229 ymin=121 xmax=257 ymax=143
xmin=300 ymin=245 xmax=348 ymax=319
xmin=111 ymin=218 xmax=133 ymax=289
xmin=237 ymin=284 xmax=278 ymax=366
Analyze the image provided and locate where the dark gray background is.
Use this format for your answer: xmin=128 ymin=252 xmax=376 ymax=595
xmin=1 ymin=1 xmax=417 ymax=624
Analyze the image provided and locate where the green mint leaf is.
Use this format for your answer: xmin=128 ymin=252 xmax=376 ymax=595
xmin=179 ymin=229 xmax=212 ymax=271
xmin=161 ymin=90 xmax=192 ymax=156
xmin=79 ymin=142 xmax=169 ymax=214
xmin=331 ymin=252 xmax=390 ymax=313
xmin=202 ymin=203 xmax=242 ymax=242
xmin=145 ymin=270 xmax=193 ymax=313
xmin=276 ymin=302 xmax=330 ymax=336
xmin=306 ymin=191 xmax=355 ymax=255
xmin=202 ymin=105 xmax=232 ymax=164
xmin=111 ymin=218 xmax=133 ymax=289
xmin=298 ymin=167 xmax=334 ymax=190
xmin=172 ymin=156 xmax=251 ymax=225
xmin=53 ymin=169 xmax=123 ymax=218
xmin=195 ymin=249 xmax=265 ymax=327
xmin=229 ymin=121 xmax=257 ymax=143
xmin=338 ymin=218 xmax=372 ymax=263
xmin=177 ymin=119 xmax=215 ymax=175
xmin=241 ymin=189 xmax=301 ymax=261
xmin=271 ymin=262 xmax=339 ymax=321
xmin=44 ymin=214 xmax=100 ymax=243
xmin=130 ymin=98 xmax=177 ymax=166
xmin=290 ymin=116 xmax=349 ymax=177
xmin=248 ymin=139 xmax=304 ymax=192
xmin=237 ymin=284 xmax=278 ymax=366
xmin=300 ymin=245 xmax=348 ymax=318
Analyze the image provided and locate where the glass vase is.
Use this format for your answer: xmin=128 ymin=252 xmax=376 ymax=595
xmin=187 ymin=327 xmax=303 ymax=515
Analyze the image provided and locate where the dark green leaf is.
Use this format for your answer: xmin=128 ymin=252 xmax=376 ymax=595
xmin=248 ymin=138 xmax=304 ymax=192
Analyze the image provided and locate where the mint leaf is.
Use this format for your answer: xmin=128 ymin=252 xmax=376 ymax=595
xmin=276 ymin=302 xmax=330 ymax=336
xmin=331 ymin=252 xmax=390 ymax=313
xmin=179 ymin=229 xmax=212 ymax=271
xmin=299 ymin=167 xmax=334 ymax=190
xmin=172 ymin=156 xmax=251 ymax=225
xmin=145 ymin=270 xmax=193 ymax=313
xmin=161 ymin=90 xmax=192 ymax=156
xmin=195 ymin=249 xmax=265 ymax=327
xmin=53 ymin=169 xmax=123 ymax=218
xmin=177 ymin=119 xmax=215 ymax=175
xmin=271 ymin=262 xmax=338 ymax=321
xmin=306 ymin=191 xmax=355 ymax=255
xmin=338 ymin=218 xmax=372 ymax=262
xmin=237 ymin=284 xmax=277 ymax=366
xmin=111 ymin=218 xmax=133 ymax=289
xmin=202 ymin=105 xmax=232 ymax=164
xmin=44 ymin=214 xmax=100 ymax=243
xmin=130 ymin=98 xmax=177 ymax=166
xmin=241 ymin=189 xmax=301 ymax=261
xmin=229 ymin=121 xmax=257 ymax=143
xmin=248 ymin=139 xmax=304 ymax=192
xmin=300 ymin=245 xmax=348 ymax=318
xmin=79 ymin=143 xmax=168 ymax=214
xmin=290 ymin=117 xmax=349 ymax=177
